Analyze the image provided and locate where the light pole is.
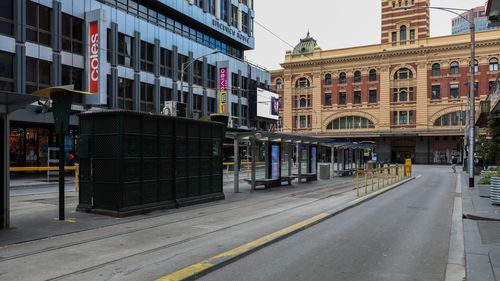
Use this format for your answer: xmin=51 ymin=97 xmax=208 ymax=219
xmin=179 ymin=50 xmax=219 ymax=118
xmin=427 ymin=6 xmax=476 ymax=187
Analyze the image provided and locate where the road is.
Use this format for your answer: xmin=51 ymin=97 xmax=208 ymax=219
xmin=200 ymin=165 xmax=457 ymax=281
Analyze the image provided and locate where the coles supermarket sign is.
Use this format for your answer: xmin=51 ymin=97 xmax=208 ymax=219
xmin=88 ymin=21 xmax=99 ymax=94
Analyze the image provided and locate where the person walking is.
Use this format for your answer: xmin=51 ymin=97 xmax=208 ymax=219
xmin=451 ymin=156 xmax=458 ymax=173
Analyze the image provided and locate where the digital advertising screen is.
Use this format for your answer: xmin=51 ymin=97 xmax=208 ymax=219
xmin=271 ymin=144 xmax=280 ymax=180
xmin=310 ymin=146 xmax=317 ymax=174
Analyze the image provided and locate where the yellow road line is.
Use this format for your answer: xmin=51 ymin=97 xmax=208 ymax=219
xmin=156 ymin=212 xmax=330 ymax=281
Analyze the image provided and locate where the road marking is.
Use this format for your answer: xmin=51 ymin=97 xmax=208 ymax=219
xmin=155 ymin=213 xmax=330 ymax=281
xmin=415 ymin=174 xmax=422 ymax=179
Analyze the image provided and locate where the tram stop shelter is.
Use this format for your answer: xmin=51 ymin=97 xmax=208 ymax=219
xmin=227 ymin=132 xmax=323 ymax=192
xmin=1 ymin=92 xmax=39 ymax=229
xmin=323 ymin=141 xmax=376 ymax=177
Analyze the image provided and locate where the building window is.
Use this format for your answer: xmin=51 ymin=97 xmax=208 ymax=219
xmin=61 ymin=65 xmax=83 ymax=103
xmin=26 ymin=1 xmax=51 ymax=46
xmin=118 ymin=33 xmax=134 ymax=68
xmin=26 ymin=57 xmax=51 ymax=94
xmin=324 ymin=74 xmax=332 ymax=85
xmin=160 ymin=48 xmax=172 ymax=78
xmin=431 ymin=85 xmax=441 ymax=100
xmin=118 ymin=78 xmax=134 ymax=110
xmin=326 ymin=116 xmax=375 ymax=130
xmin=242 ymin=11 xmax=248 ymax=34
xmin=178 ymin=54 xmax=189 ymax=81
xmin=140 ymin=41 xmax=154 ymax=73
xmin=394 ymin=68 xmax=413 ymax=80
xmin=140 ymin=83 xmax=154 ymax=112
xmin=450 ymin=84 xmax=459 ymax=99
xmin=220 ymin=0 xmax=229 ymax=22
xmin=489 ymin=58 xmax=499 ymax=72
xmin=392 ymin=32 xmax=397 ymax=42
xmin=450 ymin=61 xmax=459 ymax=75
xmin=354 ymin=71 xmax=361 ymax=83
xmin=369 ymin=69 xmax=377 ymax=81
xmin=324 ymin=92 xmax=332 ymax=106
xmin=399 ymin=111 xmax=407 ymax=124
xmin=295 ymin=77 xmax=310 ymax=88
xmin=490 ymin=81 xmax=496 ymax=93
xmin=231 ymin=5 xmax=238 ymax=27
xmin=193 ymin=60 xmax=203 ymax=86
xmin=298 ymin=95 xmax=311 ymax=108
xmin=0 ymin=0 xmax=14 ymax=37
xmin=410 ymin=29 xmax=415 ymax=40
xmin=354 ymin=90 xmax=361 ymax=104
xmin=339 ymin=92 xmax=346 ymax=105
xmin=299 ymin=116 xmax=307 ymax=128
xmin=434 ymin=111 xmax=466 ymax=126
xmin=338 ymin=72 xmax=346 ymax=84
xmin=160 ymin=87 xmax=172 ymax=106
xmin=400 ymin=25 xmax=406 ymax=41
xmin=62 ymin=14 xmax=83 ymax=54
xmin=0 ymin=51 xmax=14 ymax=92
xmin=207 ymin=97 xmax=216 ymax=113
xmin=432 ymin=63 xmax=440 ymax=76
xmin=369 ymin=90 xmax=377 ymax=103
xmin=471 ymin=59 xmax=479 ymax=73
xmin=276 ymin=78 xmax=283 ymax=90
xmin=399 ymin=90 xmax=408 ymax=102
xmin=208 ymin=64 xmax=216 ymax=89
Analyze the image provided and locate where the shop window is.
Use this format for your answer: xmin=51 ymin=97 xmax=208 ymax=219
xmin=338 ymin=72 xmax=346 ymax=84
xmin=432 ymin=63 xmax=440 ymax=76
xmin=369 ymin=90 xmax=377 ymax=103
xmin=118 ymin=33 xmax=134 ymax=68
xmin=450 ymin=61 xmax=459 ymax=75
xmin=0 ymin=51 xmax=14 ymax=92
xmin=118 ymin=77 xmax=134 ymax=110
xmin=324 ymin=93 xmax=332 ymax=106
xmin=26 ymin=1 xmax=51 ymax=46
xmin=140 ymin=41 xmax=154 ymax=73
xmin=354 ymin=91 xmax=361 ymax=104
xmin=369 ymin=69 xmax=377 ymax=81
xmin=0 ymin=0 xmax=14 ymax=37
xmin=160 ymin=48 xmax=172 ymax=78
xmin=62 ymin=14 xmax=83 ymax=54
xmin=26 ymin=57 xmax=51 ymax=94
xmin=354 ymin=71 xmax=361 ymax=83
xmin=431 ymin=85 xmax=441 ymax=100
xmin=450 ymin=84 xmax=459 ymax=99
xmin=489 ymin=58 xmax=499 ymax=72
xmin=324 ymin=74 xmax=332 ymax=85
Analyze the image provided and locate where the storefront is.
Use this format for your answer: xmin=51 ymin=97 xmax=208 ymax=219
xmin=9 ymin=122 xmax=79 ymax=167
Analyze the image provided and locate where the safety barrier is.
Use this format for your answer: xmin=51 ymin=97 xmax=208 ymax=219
xmin=355 ymin=165 xmax=410 ymax=197
xmin=9 ymin=166 xmax=79 ymax=191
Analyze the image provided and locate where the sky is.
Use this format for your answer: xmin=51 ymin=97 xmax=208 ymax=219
xmin=245 ymin=0 xmax=488 ymax=70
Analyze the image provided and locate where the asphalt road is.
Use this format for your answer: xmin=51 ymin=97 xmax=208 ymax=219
xmin=200 ymin=165 xmax=457 ymax=281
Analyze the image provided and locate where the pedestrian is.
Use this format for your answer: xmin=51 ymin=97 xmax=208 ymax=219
xmin=451 ymin=156 xmax=457 ymax=173
xmin=68 ymin=150 xmax=76 ymax=166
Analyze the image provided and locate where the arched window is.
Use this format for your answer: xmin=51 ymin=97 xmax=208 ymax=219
xmin=295 ymin=77 xmax=310 ymax=88
xmin=394 ymin=68 xmax=413 ymax=80
xmin=326 ymin=116 xmax=375 ymax=130
xmin=470 ymin=59 xmax=479 ymax=73
xmin=432 ymin=63 xmax=441 ymax=76
xmin=369 ymin=69 xmax=377 ymax=81
xmin=400 ymin=25 xmax=407 ymax=41
xmin=434 ymin=111 xmax=466 ymax=126
xmin=489 ymin=58 xmax=499 ymax=72
xmin=354 ymin=71 xmax=361 ymax=83
xmin=324 ymin=74 xmax=332 ymax=85
xmin=276 ymin=78 xmax=283 ymax=90
xmin=450 ymin=61 xmax=459 ymax=75
xmin=339 ymin=72 xmax=347 ymax=84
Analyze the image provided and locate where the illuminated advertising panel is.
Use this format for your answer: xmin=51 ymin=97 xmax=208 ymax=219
xmin=88 ymin=21 xmax=99 ymax=94
xmin=219 ymin=67 xmax=227 ymax=113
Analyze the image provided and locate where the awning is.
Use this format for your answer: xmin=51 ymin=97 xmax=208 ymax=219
xmin=0 ymin=92 xmax=39 ymax=114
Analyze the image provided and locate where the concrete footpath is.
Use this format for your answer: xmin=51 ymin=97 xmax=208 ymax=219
xmin=462 ymin=172 xmax=500 ymax=281
xmin=0 ymin=170 xmax=413 ymax=281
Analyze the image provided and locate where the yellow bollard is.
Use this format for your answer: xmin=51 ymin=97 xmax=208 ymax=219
xmin=382 ymin=168 xmax=385 ymax=188
xmin=371 ymin=169 xmax=374 ymax=192
xmin=356 ymin=171 xmax=360 ymax=197
xmin=377 ymin=168 xmax=381 ymax=190
xmin=364 ymin=171 xmax=368 ymax=195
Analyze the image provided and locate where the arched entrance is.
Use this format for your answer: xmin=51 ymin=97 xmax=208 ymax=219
xmin=391 ymin=137 xmax=416 ymax=164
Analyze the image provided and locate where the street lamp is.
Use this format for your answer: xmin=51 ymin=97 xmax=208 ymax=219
xmin=179 ymin=50 xmax=219 ymax=118
xmin=426 ymin=6 xmax=477 ymax=187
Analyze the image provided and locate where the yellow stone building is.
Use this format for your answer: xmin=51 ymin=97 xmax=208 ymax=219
xmin=271 ymin=0 xmax=500 ymax=164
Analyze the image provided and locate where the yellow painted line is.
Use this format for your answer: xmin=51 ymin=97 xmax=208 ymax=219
xmin=156 ymin=212 xmax=330 ymax=281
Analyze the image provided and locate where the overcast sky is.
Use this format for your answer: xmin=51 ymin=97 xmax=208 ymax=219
xmin=245 ymin=0 xmax=488 ymax=70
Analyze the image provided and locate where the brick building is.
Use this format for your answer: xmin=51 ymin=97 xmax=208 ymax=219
xmin=271 ymin=0 xmax=500 ymax=164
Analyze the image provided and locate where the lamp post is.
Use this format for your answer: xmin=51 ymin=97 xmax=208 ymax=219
xmin=179 ymin=50 xmax=219 ymax=118
xmin=427 ymin=6 xmax=476 ymax=187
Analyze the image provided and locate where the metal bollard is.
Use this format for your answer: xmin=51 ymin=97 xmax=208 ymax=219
xmin=364 ymin=171 xmax=368 ymax=195
xmin=356 ymin=171 xmax=360 ymax=197
xmin=371 ymin=169 xmax=374 ymax=192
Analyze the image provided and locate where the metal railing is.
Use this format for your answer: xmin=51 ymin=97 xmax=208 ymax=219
xmin=9 ymin=166 xmax=79 ymax=191
xmin=355 ymin=165 xmax=410 ymax=197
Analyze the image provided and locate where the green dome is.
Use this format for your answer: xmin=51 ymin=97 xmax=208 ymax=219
xmin=292 ymin=31 xmax=318 ymax=56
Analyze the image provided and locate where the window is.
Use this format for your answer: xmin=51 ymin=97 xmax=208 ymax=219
xmin=399 ymin=90 xmax=408 ymax=102
xmin=0 ymin=51 xmax=14 ymax=92
xmin=299 ymin=116 xmax=307 ymax=128
xmin=207 ymin=97 xmax=217 ymax=113
xmin=118 ymin=33 xmax=134 ymax=68
xmin=295 ymin=77 xmax=310 ymax=88
xmin=369 ymin=90 xmax=377 ymax=103
xmin=339 ymin=72 xmax=346 ymax=84
xmin=410 ymin=29 xmax=415 ymax=40
xmin=241 ymin=11 xmax=248 ymax=34
xmin=490 ymin=81 xmax=496 ymax=93
xmin=399 ymin=111 xmax=407 ymax=125
xmin=62 ymin=14 xmax=83 ymax=54
xmin=369 ymin=69 xmax=377 ymax=81
xmin=118 ymin=78 xmax=134 ymax=110
xmin=432 ymin=63 xmax=440 ymax=76
xmin=339 ymin=92 xmax=346 ymax=105
xmin=450 ymin=61 xmax=459 ymax=75
xmin=160 ymin=48 xmax=172 ymax=78
xmin=26 ymin=57 xmax=51 ymax=94
xmin=220 ymin=0 xmax=229 ymax=22
xmin=140 ymin=41 xmax=154 ymax=73
xmin=394 ymin=68 xmax=413 ymax=80
xmin=160 ymin=87 xmax=172 ymax=106
xmin=354 ymin=71 xmax=361 ymax=83
xmin=178 ymin=54 xmax=189 ymax=81
xmin=193 ymin=60 xmax=203 ymax=86
xmin=431 ymin=85 xmax=441 ymax=100
xmin=298 ymin=95 xmax=311 ymax=108
xmin=324 ymin=93 xmax=332 ymax=106
xmin=354 ymin=91 xmax=361 ymax=104
xmin=26 ymin=2 xmax=51 ymax=46
xmin=392 ymin=32 xmax=397 ymax=42
xmin=450 ymin=84 xmax=459 ymax=99
xmin=276 ymin=78 xmax=283 ymax=90
xmin=61 ymin=65 xmax=83 ymax=103
xmin=326 ymin=116 xmax=374 ymax=130
xmin=231 ymin=5 xmax=238 ymax=27
xmin=471 ymin=59 xmax=478 ymax=73
xmin=324 ymin=74 xmax=332 ymax=85
xmin=434 ymin=111 xmax=466 ymax=126
xmin=208 ymin=64 xmax=216 ymax=89
xmin=140 ymin=83 xmax=154 ymax=112
xmin=0 ymin=0 xmax=14 ymax=36
xmin=489 ymin=58 xmax=499 ymax=72
xmin=400 ymin=25 xmax=407 ymax=41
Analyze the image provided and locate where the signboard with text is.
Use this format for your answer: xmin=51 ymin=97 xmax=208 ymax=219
xmin=88 ymin=20 xmax=99 ymax=94
xmin=219 ymin=67 xmax=227 ymax=113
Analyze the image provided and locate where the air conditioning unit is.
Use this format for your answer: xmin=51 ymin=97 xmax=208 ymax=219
xmin=162 ymin=101 xmax=187 ymax=117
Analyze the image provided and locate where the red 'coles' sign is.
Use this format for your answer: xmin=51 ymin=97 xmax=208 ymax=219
xmin=89 ymin=21 xmax=99 ymax=94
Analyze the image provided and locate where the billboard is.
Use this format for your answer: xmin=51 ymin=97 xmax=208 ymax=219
xmin=219 ymin=67 xmax=228 ymax=113
xmin=257 ymin=88 xmax=279 ymax=120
